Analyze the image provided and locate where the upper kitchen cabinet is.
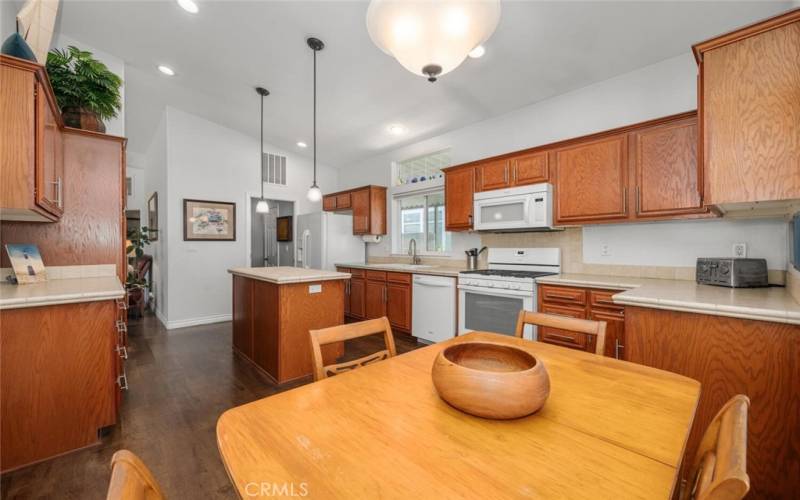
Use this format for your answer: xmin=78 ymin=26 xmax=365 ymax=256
xmin=693 ymin=9 xmax=800 ymax=210
xmin=631 ymin=112 xmax=710 ymax=219
xmin=442 ymin=164 xmax=476 ymax=231
xmin=475 ymin=151 xmax=549 ymax=192
xmin=1 ymin=55 xmax=64 ymax=222
xmin=553 ymin=134 xmax=629 ymax=224
xmin=322 ymin=185 xmax=387 ymax=235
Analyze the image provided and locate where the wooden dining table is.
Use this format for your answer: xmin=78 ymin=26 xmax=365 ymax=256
xmin=217 ymin=332 xmax=700 ymax=499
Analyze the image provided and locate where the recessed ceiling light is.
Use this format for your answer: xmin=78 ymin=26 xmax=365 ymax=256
xmin=388 ymin=124 xmax=407 ymax=136
xmin=468 ymin=45 xmax=486 ymax=59
xmin=157 ymin=65 xmax=175 ymax=76
xmin=177 ymin=0 xmax=199 ymax=14
xmin=296 ymin=141 xmax=307 ymax=148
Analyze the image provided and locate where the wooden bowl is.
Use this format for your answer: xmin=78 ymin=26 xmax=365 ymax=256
xmin=432 ymin=341 xmax=550 ymax=419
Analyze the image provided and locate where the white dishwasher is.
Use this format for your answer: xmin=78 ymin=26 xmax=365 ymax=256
xmin=412 ymin=274 xmax=456 ymax=343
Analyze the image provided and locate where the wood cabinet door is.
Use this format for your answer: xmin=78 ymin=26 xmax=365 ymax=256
xmin=36 ymin=83 xmax=63 ymax=217
xmin=349 ymin=277 xmax=366 ymax=319
xmin=444 ymin=167 xmax=475 ymax=231
xmin=477 ymin=159 xmax=511 ymax=191
xmin=589 ymin=308 xmax=625 ymax=359
xmin=365 ymin=280 xmax=386 ymax=319
xmin=386 ymin=282 xmax=411 ymax=333
xmin=633 ymin=116 xmax=705 ymax=217
xmin=701 ymin=20 xmax=800 ymax=205
xmin=337 ymin=268 xmax=351 ymax=316
xmin=351 ymin=188 xmax=370 ymax=234
xmin=553 ymin=134 xmax=628 ymax=224
xmin=322 ymin=195 xmax=337 ymax=211
xmin=232 ymin=276 xmax=253 ymax=359
xmin=335 ymin=192 xmax=351 ymax=209
xmin=538 ymin=303 xmax=592 ymax=353
xmin=512 ymin=152 xmax=548 ymax=186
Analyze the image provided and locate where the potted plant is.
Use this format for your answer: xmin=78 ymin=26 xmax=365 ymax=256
xmin=46 ymin=46 xmax=122 ymax=133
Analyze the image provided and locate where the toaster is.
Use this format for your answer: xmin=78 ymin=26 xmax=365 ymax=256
xmin=696 ymin=258 xmax=769 ymax=288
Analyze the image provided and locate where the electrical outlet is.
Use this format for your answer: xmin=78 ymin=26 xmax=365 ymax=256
xmin=600 ymin=244 xmax=611 ymax=257
xmin=732 ymin=243 xmax=747 ymax=258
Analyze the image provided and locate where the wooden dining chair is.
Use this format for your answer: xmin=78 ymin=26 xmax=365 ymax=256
xmin=309 ymin=317 xmax=397 ymax=381
xmin=514 ymin=310 xmax=607 ymax=355
xmin=682 ymin=395 xmax=750 ymax=500
xmin=106 ymin=450 xmax=166 ymax=500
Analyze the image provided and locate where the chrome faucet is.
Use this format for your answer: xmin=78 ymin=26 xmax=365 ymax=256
xmin=408 ymin=238 xmax=421 ymax=265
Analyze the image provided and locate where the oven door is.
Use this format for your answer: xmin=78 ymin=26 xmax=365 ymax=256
xmin=458 ymin=285 xmax=535 ymax=340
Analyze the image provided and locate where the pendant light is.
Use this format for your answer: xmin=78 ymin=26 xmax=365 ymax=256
xmin=255 ymin=86 xmax=270 ymax=213
xmin=306 ymin=37 xmax=324 ymax=203
xmin=366 ymin=0 xmax=501 ymax=82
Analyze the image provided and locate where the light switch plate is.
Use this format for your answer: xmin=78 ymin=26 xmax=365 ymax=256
xmin=732 ymin=243 xmax=747 ymax=258
xmin=308 ymin=284 xmax=322 ymax=294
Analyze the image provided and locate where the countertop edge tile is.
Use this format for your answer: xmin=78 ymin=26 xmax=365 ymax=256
xmin=228 ymin=267 xmax=351 ymax=284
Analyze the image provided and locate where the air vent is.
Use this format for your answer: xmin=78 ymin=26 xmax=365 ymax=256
xmin=263 ymin=153 xmax=287 ymax=186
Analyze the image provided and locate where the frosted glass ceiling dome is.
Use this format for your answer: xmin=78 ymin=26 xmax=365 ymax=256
xmin=366 ymin=0 xmax=501 ymax=82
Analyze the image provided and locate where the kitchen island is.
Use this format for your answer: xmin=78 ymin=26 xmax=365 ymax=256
xmin=228 ymin=267 xmax=350 ymax=384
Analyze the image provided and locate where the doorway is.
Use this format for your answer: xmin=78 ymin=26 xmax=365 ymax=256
xmin=250 ymin=198 xmax=295 ymax=267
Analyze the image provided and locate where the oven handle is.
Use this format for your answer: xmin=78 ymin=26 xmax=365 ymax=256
xmin=458 ymin=285 xmax=533 ymax=298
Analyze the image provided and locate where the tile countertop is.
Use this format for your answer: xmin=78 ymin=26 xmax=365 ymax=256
xmin=536 ymin=273 xmax=800 ymax=325
xmin=228 ymin=267 xmax=351 ymax=284
xmin=0 ymin=276 xmax=125 ymax=310
xmin=334 ymin=262 xmax=466 ymax=277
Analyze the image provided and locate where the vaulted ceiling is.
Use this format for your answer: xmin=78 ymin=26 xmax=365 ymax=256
xmin=54 ymin=0 xmax=791 ymax=167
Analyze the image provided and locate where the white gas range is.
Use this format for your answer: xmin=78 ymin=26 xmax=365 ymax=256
xmin=458 ymin=248 xmax=561 ymax=340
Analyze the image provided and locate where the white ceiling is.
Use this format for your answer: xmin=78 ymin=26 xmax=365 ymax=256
xmin=54 ymin=0 xmax=792 ymax=167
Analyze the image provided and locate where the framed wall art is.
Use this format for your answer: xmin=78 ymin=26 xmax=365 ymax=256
xmin=183 ymin=199 xmax=236 ymax=241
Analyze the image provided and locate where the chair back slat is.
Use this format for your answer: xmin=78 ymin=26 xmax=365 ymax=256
xmin=514 ymin=310 xmax=607 ymax=355
xmin=106 ymin=450 xmax=166 ymax=500
xmin=683 ymin=395 xmax=750 ymax=500
xmin=309 ymin=317 xmax=396 ymax=381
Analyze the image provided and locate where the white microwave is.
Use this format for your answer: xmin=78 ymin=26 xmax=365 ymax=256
xmin=473 ymin=183 xmax=554 ymax=231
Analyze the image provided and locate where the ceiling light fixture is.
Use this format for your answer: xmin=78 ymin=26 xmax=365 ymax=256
xmin=388 ymin=124 xmax=407 ymax=135
xmin=157 ymin=65 xmax=175 ymax=76
xmin=296 ymin=141 xmax=307 ymax=148
xmin=306 ymin=37 xmax=325 ymax=203
xmin=255 ymin=87 xmax=270 ymax=214
xmin=366 ymin=0 xmax=500 ymax=82
xmin=468 ymin=45 xmax=486 ymax=59
xmin=177 ymin=0 xmax=199 ymax=14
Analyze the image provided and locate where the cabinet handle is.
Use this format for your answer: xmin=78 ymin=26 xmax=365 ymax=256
xmin=504 ymin=163 xmax=509 ymax=184
xmin=468 ymin=214 xmax=473 ymax=226
xmin=615 ymin=339 xmax=625 ymax=360
xmin=51 ymin=178 xmax=62 ymax=208
xmin=623 ymin=187 xmax=628 ymax=214
xmin=547 ymin=293 xmax=577 ymax=301
xmin=512 ymin=162 xmax=517 ymax=184
xmin=635 ymin=186 xmax=641 ymax=214
xmin=383 ymin=286 xmax=387 ymax=303
xmin=546 ymin=333 xmax=580 ymax=344
xmin=117 ymin=371 xmax=129 ymax=391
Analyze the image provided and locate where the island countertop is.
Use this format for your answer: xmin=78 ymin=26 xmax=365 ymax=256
xmin=228 ymin=266 xmax=350 ymax=284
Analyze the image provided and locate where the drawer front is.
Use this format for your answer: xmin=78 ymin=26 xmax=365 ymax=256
xmin=336 ymin=267 xmax=350 ymax=273
xmin=365 ymin=270 xmax=387 ymax=281
xmin=540 ymin=285 xmax=587 ymax=306
xmin=322 ymin=195 xmax=337 ymax=211
xmin=589 ymin=289 xmax=624 ymax=311
xmin=538 ymin=303 xmax=590 ymax=351
xmin=336 ymin=193 xmax=352 ymax=209
xmin=386 ymin=272 xmax=412 ymax=284
xmin=349 ymin=268 xmax=365 ymax=278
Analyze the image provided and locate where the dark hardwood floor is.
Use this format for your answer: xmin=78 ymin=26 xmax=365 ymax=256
xmin=0 ymin=313 xmax=422 ymax=499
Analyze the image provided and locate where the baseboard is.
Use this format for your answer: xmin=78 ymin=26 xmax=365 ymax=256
xmin=164 ymin=313 xmax=232 ymax=330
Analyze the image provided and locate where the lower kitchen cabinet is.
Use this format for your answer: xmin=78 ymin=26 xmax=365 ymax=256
xmin=338 ymin=268 xmax=412 ymax=334
xmin=0 ymin=299 xmax=123 ymax=472
xmin=537 ymin=283 xmax=625 ymax=358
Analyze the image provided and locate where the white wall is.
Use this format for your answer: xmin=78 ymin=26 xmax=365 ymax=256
xmin=337 ymin=53 xmax=787 ymax=265
xmin=51 ymin=34 xmax=125 ymax=136
xmin=144 ymin=113 xmax=168 ymax=321
xmin=162 ymin=107 xmax=338 ymax=328
xmin=583 ymin=218 xmax=788 ymax=270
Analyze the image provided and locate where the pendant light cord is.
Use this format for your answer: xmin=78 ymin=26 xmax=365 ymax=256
xmin=260 ymin=92 xmax=265 ymax=199
xmin=312 ymin=47 xmax=317 ymax=187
